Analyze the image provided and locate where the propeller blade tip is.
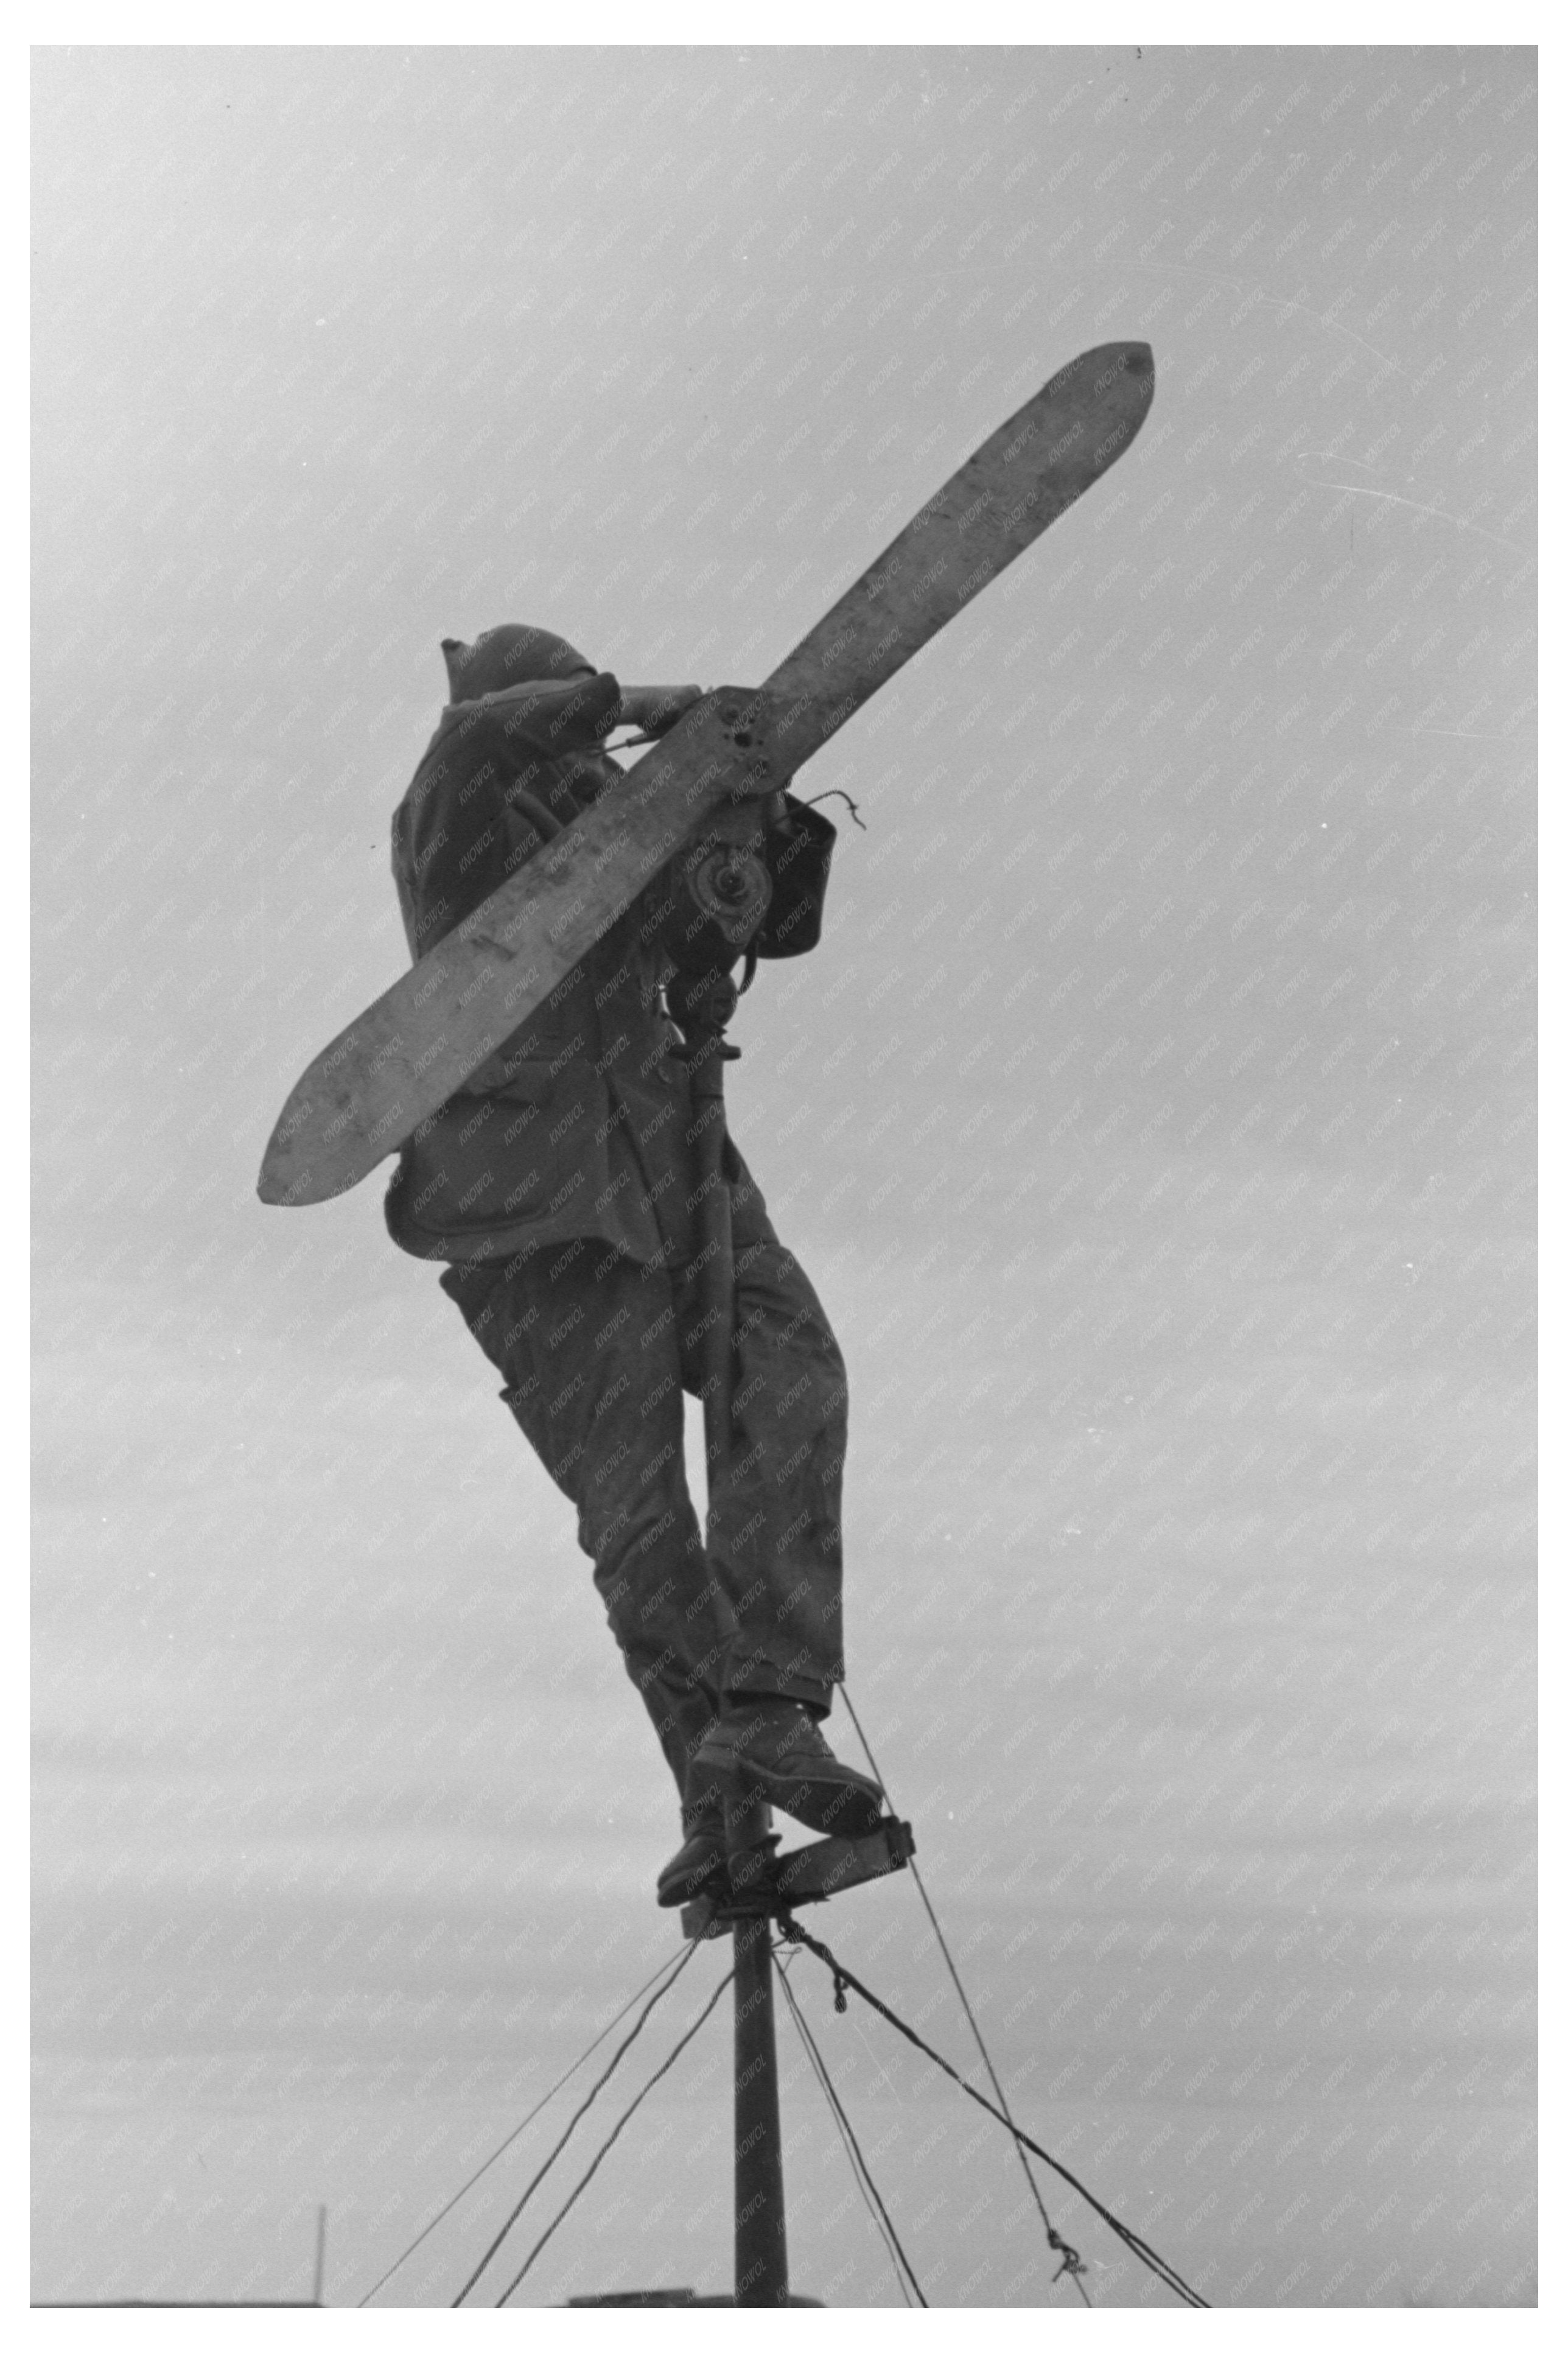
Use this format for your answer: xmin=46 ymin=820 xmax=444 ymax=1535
xmin=257 ymin=1151 xmax=332 ymax=1207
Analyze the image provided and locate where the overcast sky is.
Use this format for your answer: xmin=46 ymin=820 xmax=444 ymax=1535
xmin=33 ymin=44 xmax=1534 ymax=2311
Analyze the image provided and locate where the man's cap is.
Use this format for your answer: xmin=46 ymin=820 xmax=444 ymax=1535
xmin=441 ymin=625 xmax=595 ymax=702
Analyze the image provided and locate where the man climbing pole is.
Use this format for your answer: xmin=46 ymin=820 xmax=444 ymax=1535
xmin=384 ymin=622 xmax=884 ymax=1907
xmin=262 ymin=346 xmax=1157 ymax=1925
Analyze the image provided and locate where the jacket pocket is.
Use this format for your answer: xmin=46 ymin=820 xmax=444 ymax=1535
xmin=402 ymin=1067 xmax=567 ymax=1232
xmin=388 ymin=1054 xmax=628 ymax=1256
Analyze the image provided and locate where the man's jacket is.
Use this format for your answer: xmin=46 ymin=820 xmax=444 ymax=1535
xmin=383 ymin=671 xmax=834 ymax=1267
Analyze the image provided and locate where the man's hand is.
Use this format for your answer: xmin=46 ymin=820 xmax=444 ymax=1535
xmin=612 ymin=682 xmax=705 ymax=738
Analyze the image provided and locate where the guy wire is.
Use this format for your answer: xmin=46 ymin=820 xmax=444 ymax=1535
xmin=775 ymin=1943 xmax=926 ymax=2307
xmin=452 ymin=1940 xmax=700 ymax=2307
xmin=357 ymin=1941 xmax=691 ymax=2306
xmin=839 ymin=1683 xmax=1092 ymax=2303
xmin=491 ymin=1966 xmax=735 ymax=2308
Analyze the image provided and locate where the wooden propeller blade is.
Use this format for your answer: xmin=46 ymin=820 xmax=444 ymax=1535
xmin=258 ymin=341 xmax=1154 ymax=1208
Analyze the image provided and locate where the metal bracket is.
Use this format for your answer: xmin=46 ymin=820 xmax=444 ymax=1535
xmin=700 ymin=686 xmax=791 ymax=799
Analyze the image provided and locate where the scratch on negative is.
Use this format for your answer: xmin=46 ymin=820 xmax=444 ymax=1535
xmin=1293 ymin=454 xmax=1530 ymax=556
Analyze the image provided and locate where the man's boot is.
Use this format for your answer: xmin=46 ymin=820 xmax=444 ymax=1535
xmin=692 ymin=1698 xmax=884 ymax=1839
xmin=655 ymin=1762 xmax=728 ymax=1909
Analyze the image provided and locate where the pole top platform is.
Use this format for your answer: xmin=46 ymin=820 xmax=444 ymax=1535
xmin=681 ymin=1818 xmax=915 ymax=1940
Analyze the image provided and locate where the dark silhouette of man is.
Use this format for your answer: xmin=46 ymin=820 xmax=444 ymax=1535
xmin=385 ymin=624 xmax=881 ymax=1905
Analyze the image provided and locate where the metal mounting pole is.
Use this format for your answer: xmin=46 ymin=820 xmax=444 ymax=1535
xmin=668 ymin=969 xmax=741 ymax=1490
xmin=669 ymin=964 xmax=789 ymax=2307
xmin=733 ymin=1915 xmax=788 ymax=2307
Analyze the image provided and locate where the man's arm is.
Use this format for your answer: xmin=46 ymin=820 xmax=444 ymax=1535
xmin=609 ymin=682 xmax=705 ymax=740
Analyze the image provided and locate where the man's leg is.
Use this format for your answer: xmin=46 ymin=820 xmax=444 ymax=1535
xmin=678 ymin=1147 xmax=883 ymax=1840
xmin=680 ymin=1146 xmax=848 ymax=1713
xmin=439 ymin=1246 xmax=735 ymax=1796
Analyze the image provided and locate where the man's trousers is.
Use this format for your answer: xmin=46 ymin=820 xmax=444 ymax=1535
xmin=438 ymin=1158 xmax=848 ymax=1795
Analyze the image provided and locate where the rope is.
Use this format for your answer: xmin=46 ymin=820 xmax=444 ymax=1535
xmin=451 ymin=1941 xmax=699 ymax=2307
xmin=839 ymin=1686 xmax=1091 ymax=2304
xmin=777 ymin=1917 xmax=1210 ymax=2310
xmin=774 ymin=1946 xmax=926 ymax=2307
xmin=777 ymin=1955 xmax=906 ymax=2300
xmin=356 ymin=1943 xmax=691 ymax=2306
xmin=491 ymin=1966 xmax=735 ymax=2309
